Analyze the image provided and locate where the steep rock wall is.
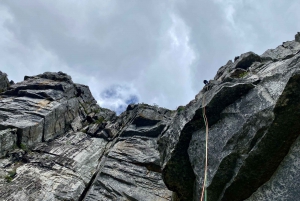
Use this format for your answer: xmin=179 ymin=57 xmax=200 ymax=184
xmin=1 ymin=32 xmax=300 ymax=201
xmin=0 ymin=72 xmax=117 ymax=200
xmin=0 ymin=73 xmax=172 ymax=201
xmin=158 ymin=32 xmax=300 ymax=201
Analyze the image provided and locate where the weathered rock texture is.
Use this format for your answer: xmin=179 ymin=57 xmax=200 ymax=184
xmin=0 ymin=71 xmax=117 ymax=200
xmin=84 ymin=104 xmax=174 ymax=201
xmin=1 ymin=32 xmax=300 ymax=201
xmin=0 ymin=71 xmax=9 ymax=92
xmin=0 ymin=73 xmax=171 ymax=201
xmin=158 ymin=32 xmax=300 ymax=201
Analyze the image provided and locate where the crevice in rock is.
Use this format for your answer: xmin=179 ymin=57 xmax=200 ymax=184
xmin=79 ymin=112 xmax=141 ymax=200
xmin=42 ymin=117 xmax=46 ymax=142
xmin=108 ymin=155 xmax=162 ymax=173
xmin=122 ymin=192 xmax=139 ymax=201
xmin=135 ymin=162 xmax=162 ymax=173
xmin=101 ymin=171 xmax=135 ymax=186
xmin=121 ymin=124 xmax=166 ymax=138
xmin=248 ymin=126 xmax=268 ymax=152
xmin=16 ymin=129 xmax=22 ymax=148
xmin=206 ymin=153 xmax=239 ymax=201
xmin=78 ymin=139 xmax=113 ymax=200
xmin=3 ymin=84 xmax=65 ymax=96
xmin=31 ymin=149 xmax=60 ymax=157
xmin=78 ymin=168 xmax=99 ymax=201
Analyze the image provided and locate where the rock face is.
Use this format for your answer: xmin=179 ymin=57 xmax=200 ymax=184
xmin=158 ymin=32 xmax=300 ymax=201
xmin=295 ymin=32 xmax=300 ymax=43
xmin=1 ymin=32 xmax=300 ymax=201
xmin=84 ymin=104 xmax=174 ymax=201
xmin=0 ymin=71 xmax=98 ymax=146
xmin=0 ymin=129 xmax=17 ymax=158
xmin=0 ymin=71 xmax=117 ymax=200
xmin=0 ymin=73 xmax=172 ymax=201
xmin=0 ymin=71 xmax=9 ymax=92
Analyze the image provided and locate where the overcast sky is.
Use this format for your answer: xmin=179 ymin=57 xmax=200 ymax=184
xmin=1 ymin=1 xmax=300 ymax=114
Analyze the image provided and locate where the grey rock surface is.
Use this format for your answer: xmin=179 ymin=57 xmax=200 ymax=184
xmin=1 ymin=33 xmax=300 ymax=201
xmin=158 ymin=80 xmax=255 ymax=201
xmin=0 ymin=71 xmax=9 ymax=92
xmin=158 ymin=34 xmax=300 ymax=201
xmin=295 ymin=32 xmax=300 ymax=43
xmin=0 ymin=72 xmax=119 ymax=201
xmin=0 ymin=131 xmax=108 ymax=201
xmin=246 ymin=135 xmax=300 ymax=201
xmin=0 ymin=74 xmax=172 ymax=201
xmin=234 ymin=51 xmax=262 ymax=70
xmin=261 ymin=40 xmax=300 ymax=61
xmin=0 ymin=129 xmax=17 ymax=158
xmin=0 ymin=71 xmax=107 ymax=147
xmin=84 ymin=104 xmax=173 ymax=201
xmin=190 ymin=64 xmax=300 ymax=201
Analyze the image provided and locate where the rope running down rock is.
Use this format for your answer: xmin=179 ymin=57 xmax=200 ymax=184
xmin=200 ymin=85 xmax=209 ymax=201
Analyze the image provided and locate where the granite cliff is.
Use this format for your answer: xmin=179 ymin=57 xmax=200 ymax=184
xmin=0 ymin=32 xmax=300 ymax=201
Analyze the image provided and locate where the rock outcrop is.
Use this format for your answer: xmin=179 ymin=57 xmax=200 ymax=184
xmin=0 ymin=73 xmax=172 ymax=201
xmin=0 ymin=71 xmax=9 ymax=92
xmin=84 ymin=104 xmax=174 ymax=201
xmin=158 ymin=32 xmax=300 ymax=201
xmin=0 ymin=71 xmax=117 ymax=200
xmin=1 ymin=32 xmax=300 ymax=201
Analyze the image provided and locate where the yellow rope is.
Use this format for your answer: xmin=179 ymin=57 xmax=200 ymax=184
xmin=200 ymin=86 xmax=209 ymax=201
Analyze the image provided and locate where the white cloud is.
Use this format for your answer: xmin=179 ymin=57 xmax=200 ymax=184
xmin=0 ymin=1 xmax=300 ymax=114
xmin=97 ymin=84 xmax=139 ymax=114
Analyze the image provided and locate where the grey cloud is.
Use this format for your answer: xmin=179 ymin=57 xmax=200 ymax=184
xmin=1 ymin=1 xmax=195 ymax=113
xmin=2 ymin=1 xmax=168 ymax=77
xmin=173 ymin=0 xmax=300 ymax=90
xmin=0 ymin=1 xmax=300 ymax=114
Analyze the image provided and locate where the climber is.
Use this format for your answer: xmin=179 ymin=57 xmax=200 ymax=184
xmin=203 ymin=80 xmax=208 ymax=85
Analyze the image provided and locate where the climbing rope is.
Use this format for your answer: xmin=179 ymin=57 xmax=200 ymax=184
xmin=200 ymin=85 xmax=209 ymax=201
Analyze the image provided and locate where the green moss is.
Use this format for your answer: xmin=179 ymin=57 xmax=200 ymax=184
xmin=5 ymin=175 xmax=12 ymax=182
xmin=238 ymin=71 xmax=248 ymax=78
xmin=95 ymin=116 xmax=105 ymax=124
xmin=5 ymin=170 xmax=16 ymax=183
xmin=93 ymin=108 xmax=100 ymax=113
xmin=20 ymin=143 xmax=30 ymax=152
xmin=177 ymin=106 xmax=185 ymax=113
